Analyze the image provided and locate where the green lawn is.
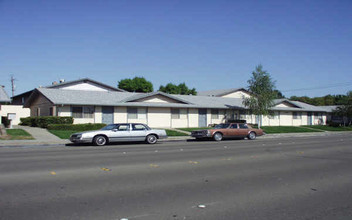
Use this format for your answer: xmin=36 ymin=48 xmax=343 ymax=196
xmin=178 ymin=127 xmax=211 ymax=132
xmin=260 ymin=126 xmax=323 ymax=134
xmin=0 ymin=129 xmax=34 ymax=140
xmin=165 ymin=129 xmax=189 ymax=136
xmin=49 ymin=129 xmax=189 ymax=139
xmin=48 ymin=130 xmax=80 ymax=139
xmin=302 ymin=125 xmax=352 ymax=131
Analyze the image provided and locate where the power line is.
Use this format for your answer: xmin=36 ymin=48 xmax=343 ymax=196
xmin=280 ymin=81 xmax=352 ymax=92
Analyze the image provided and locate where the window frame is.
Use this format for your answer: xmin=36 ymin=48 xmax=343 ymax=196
xmin=211 ymin=109 xmax=219 ymax=119
xmin=171 ymin=108 xmax=180 ymax=119
xmin=127 ymin=107 xmax=138 ymax=119
xmin=72 ymin=106 xmax=95 ymax=118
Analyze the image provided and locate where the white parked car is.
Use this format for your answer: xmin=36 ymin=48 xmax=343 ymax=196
xmin=70 ymin=123 xmax=167 ymax=146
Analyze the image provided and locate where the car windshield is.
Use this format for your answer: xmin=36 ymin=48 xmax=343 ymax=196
xmin=214 ymin=123 xmax=230 ymax=129
xmin=101 ymin=124 xmax=117 ymax=130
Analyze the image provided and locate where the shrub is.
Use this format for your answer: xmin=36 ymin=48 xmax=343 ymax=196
xmin=19 ymin=117 xmax=32 ymax=126
xmin=1 ymin=117 xmax=10 ymax=128
xmin=47 ymin=123 xmax=106 ymax=131
xmin=20 ymin=116 xmax=73 ymax=128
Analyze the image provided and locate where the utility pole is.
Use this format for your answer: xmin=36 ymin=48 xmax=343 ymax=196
xmin=10 ymin=75 xmax=16 ymax=97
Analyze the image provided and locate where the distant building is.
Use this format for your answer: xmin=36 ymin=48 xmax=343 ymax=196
xmin=20 ymin=78 xmax=328 ymax=127
xmin=0 ymin=86 xmax=30 ymax=126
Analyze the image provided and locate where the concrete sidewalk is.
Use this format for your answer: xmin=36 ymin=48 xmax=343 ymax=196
xmin=0 ymin=127 xmax=350 ymax=147
xmin=0 ymin=126 xmax=68 ymax=146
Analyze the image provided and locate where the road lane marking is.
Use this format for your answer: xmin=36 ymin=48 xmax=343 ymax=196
xmin=150 ymin=164 xmax=159 ymax=168
xmin=101 ymin=168 xmax=112 ymax=171
xmin=50 ymin=171 xmax=56 ymax=175
xmin=188 ymin=161 xmax=199 ymax=164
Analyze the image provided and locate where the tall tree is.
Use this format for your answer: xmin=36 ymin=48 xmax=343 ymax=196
xmin=243 ymin=65 xmax=276 ymax=128
xmin=273 ymin=89 xmax=285 ymax=99
xmin=118 ymin=77 xmax=153 ymax=93
xmin=333 ymin=91 xmax=352 ymax=126
xmin=159 ymin=82 xmax=197 ymax=95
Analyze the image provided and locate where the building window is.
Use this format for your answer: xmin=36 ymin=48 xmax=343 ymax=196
xmin=171 ymin=109 xmax=180 ymax=119
xmin=314 ymin=112 xmax=322 ymax=119
xmin=269 ymin=111 xmax=279 ymax=119
xmin=211 ymin=109 xmax=219 ymax=119
xmin=49 ymin=107 xmax=53 ymax=116
xmin=138 ymin=108 xmax=147 ymax=119
xmin=293 ymin=112 xmax=302 ymax=119
xmin=72 ymin=106 xmax=94 ymax=118
xmin=127 ymin=107 xmax=138 ymax=119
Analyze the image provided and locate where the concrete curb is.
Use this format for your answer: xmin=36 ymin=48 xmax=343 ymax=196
xmin=1 ymin=131 xmax=351 ymax=147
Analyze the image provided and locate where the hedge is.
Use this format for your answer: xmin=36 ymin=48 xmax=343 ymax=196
xmin=47 ymin=123 xmax=106 ymax=131
xmin=20 ymin=116 xmax=74 ymax=128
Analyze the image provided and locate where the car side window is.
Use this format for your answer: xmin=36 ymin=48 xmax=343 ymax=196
xmin=239 ymin=124 xmax=248 ymax=129
xmin=132 ymin=124 xmax=147 ymax=131
xmin=229 ymin=124 xmax=238 ymax=129
xmin=117 ymin=124 xmax=129 ymax=131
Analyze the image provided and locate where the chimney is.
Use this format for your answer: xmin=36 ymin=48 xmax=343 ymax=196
xmin=59 ymin=79 xmax=65 ymax=83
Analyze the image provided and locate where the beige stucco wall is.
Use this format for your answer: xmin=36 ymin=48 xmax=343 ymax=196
xmin=94 ymin=106 xmax=102 ymax=123
xmin=73 ymin=118 xmax=95 ymax=124
xmin=188 ymin=108 xmax=198 ymax=127
xmin=292 ymin=115 xmax=303 ymax=126
xmin=279 ymin=111 xmax=293 ymax=126
xmin=138 ymin=95 xmax=180 ymax=103
xmin=148 ymin=107 xmax=171 ymax=128
xmin=171 ymin=109 xmax=188 ymax=128
xmin=127 ymin=107 xmax=148 ymax=124
xmin=221 ymin=91 xmax=251 ymax=98
xmin=50 ymin=104 xmax=328 ymax=128
xmin=0 ymin=105 xmax=30 ymax=125
xmin=114 ymin=107 xmax=127 ymax=123
xmin=61 ymin=82 xmax=109 ymax=92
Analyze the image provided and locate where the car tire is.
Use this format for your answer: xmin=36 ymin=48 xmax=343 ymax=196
xmin=248 ymin=132 xmax=256 ymax=140
xmin=146 ymin=134 xmax=158 ymax=144
xmin=93 ymin=135 xmax=108 ymax=146
xmin=213 ymin=132 xmax=223 ymax=141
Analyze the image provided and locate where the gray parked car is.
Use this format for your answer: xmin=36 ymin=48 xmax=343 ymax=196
xmin=70 ymin=123 xmax=167 ymax=146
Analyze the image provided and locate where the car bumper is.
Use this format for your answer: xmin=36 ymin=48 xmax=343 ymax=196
xmin=158 ymin=135 xmax=168 ymax=139
xmin=69 ymin=137 xmax=93 ymax=143
xmin=191 ymin=133 xmax=212 ymax=138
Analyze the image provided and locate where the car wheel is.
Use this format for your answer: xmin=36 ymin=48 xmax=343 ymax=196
xmin=146 ymin=134 xmax=158 ymax=144
xmin=213 ymin=132 xmax=223 ymax=141
xmin=93 ymin=135 xmax=108 ymax=146
xmin=248 ymin=132 xmax=256 ymax=140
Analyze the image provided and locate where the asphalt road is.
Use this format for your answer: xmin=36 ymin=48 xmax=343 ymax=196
xmin=1 ymin=133 xmax=352 ymax=220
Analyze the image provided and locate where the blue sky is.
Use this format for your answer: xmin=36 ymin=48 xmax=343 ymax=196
xmin=0 ymin=0 xmax=351 ymax=97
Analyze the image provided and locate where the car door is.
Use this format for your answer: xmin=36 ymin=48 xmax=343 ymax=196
xmin=130 ymin=124 xmax=148 ymax=141
xmin=109 ymin=124 xmax=131 ymax=142
xmin=238 ymin=124 xmax=250 ymax=137
xmin=228 ymin=124 xmax=238 ymax=137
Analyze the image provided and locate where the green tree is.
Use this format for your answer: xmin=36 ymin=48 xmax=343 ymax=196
xmin=243 ymin=65 xmax=276 ymax=128
xmin=159 ymin=82 xmax=197 ymax=95
xmin=273 ymin=89 xmax=285 ymax=99
xmin=333 ymin=91 xmax=352 ymax=126
xmin=118 ymin=77 xmax=153 ymax=93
